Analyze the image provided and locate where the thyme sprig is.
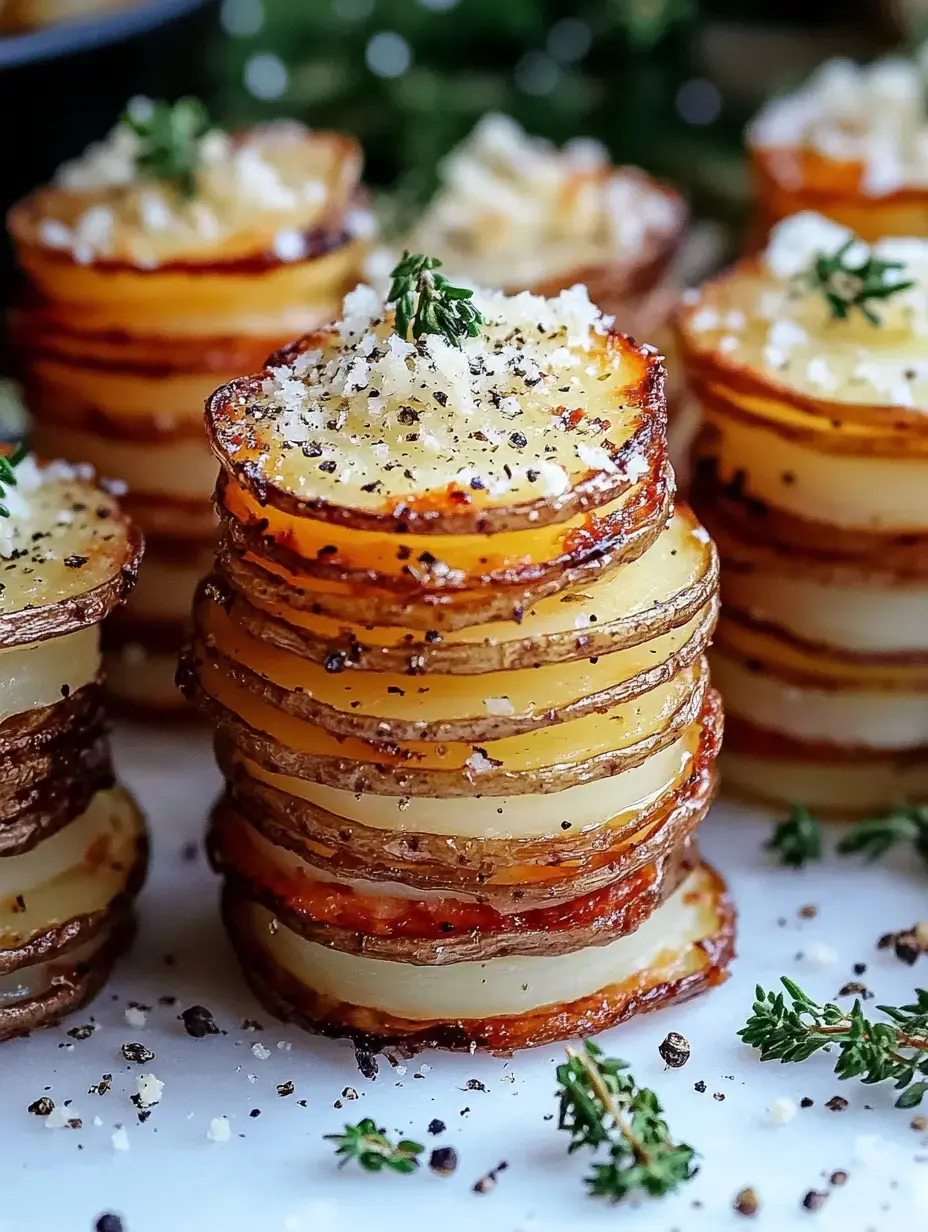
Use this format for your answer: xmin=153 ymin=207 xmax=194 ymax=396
xmin=804 ymin=237 xmax=915 ymax=326
xmin=740 ymin=978 xmax=928 ymax=1108
xmin=766 ymin=802 xmax=928 ymax=870
xmin=122 ymin=98 xmax=213 ymax=199
xmin=324 ymin=1118 xmax=424 ymax=1173
xmin=387 ymin=251 xmax=483 ymax=348
xmin=837 ymin=803 xmax=928 ymax=864
xmin=765 ymin=803 xmax=823 ymax=868
xmin=0 ymin=442 xmax=27 ymax=519
xmin=556 ymin=1040 xmax=697 ymax=1202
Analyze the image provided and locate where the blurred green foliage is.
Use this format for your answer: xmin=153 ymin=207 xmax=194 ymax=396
xmin=214 ymin=0 xmax=752 ymax=217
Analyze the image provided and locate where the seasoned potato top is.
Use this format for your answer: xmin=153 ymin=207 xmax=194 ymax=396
xmin=0 ymin=457 xmax=139 ymax=633
xmin=8 ymin=114 xmax=368 ymax=269
xmin=207 ymin=282 xmax=663 ymax=525
xmin=748 ymin=51 xmax=928 ymax=194
xmin=678 ymin=212 xmax=928 ymax=414
xmin=410 ymin=114 xmax=684 ymax=289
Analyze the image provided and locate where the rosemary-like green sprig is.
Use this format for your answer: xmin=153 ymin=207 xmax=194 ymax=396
xmin=804 ymin=237 xmax=915 ymax=326
xmin=324 ymin=1118 xmax=424 ymax=1173
xmin=836 ymin=803 xmax=928 ymax=864
xmin=765 ymin=803 xmax=823 ymax=868
xmin=765 ymin=802 xmax=928 ymax=870
xmin=387 ymin=251 xmax=483 ymax=348
xmin=740 ymin=978 xmax=928 ymax=1108
xmin=0 ymin=442 xmax=28 ymax=519
xmin=122 ymin=98 xmax=213 ymax=198
xmin=556 ymin=1040 xmax=697 ymax=1202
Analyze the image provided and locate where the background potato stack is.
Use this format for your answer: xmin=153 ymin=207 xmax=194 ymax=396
xmin=748 ymin=48 xmax=928 ymax=243
xmin=679 ymin=211 xmax=928 ymax=814
xmin=180 ymin=278 xmax=733 ymax=1050
xmin=410 ymin=114 xmax=688 ymax=331
xmin=6 ymin=103 xmax=373 ymax=713
xmin=0 ymin=455 xmax=146 ymax=1039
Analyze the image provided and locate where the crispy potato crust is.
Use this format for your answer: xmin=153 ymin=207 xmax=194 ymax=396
xmin=675 ymin=255 xmax=928 ymax=438
xmin=0 ymin=688 xmax=115 ymax=856
xmin=213 ymin=686 xmax=722 ymax=892
xmin=206 ymin=329 xmax=667 ymax=537
xmin=691 ymin=459 xmax=928 ymax=580
xmin=0 ymin=477 xmax=142 ymax=647
xmin=0 ymin=908 xmax=136 ymax=1043
xmin=178 ymin=650 xmax=709 ymax=797
xmin=201 ymin=503 xmax=718 ymax=674
xmin=214 ymin=461 xmax=674 ymax=630
xmin=214 ymin=836 xmax=698 ymax=962
xmin=0 ymin=824 xmax=147 ymax=976
xmin=750 ymin=146 xmax=928 ymax=247
xmin=723 ymin=713 xmax=928 ymax=765
xmin=191 ymin=594 xmax=717 ymax=744
xmin=220 ymin=860 xmax=734 ymax=1052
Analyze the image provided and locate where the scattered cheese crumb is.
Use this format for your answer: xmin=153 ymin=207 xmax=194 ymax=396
xmin=251 ymin=1042 xmax=272 ymax=1060
xmin=44 ymin=1106 xmax=70 ymax=1129
xmin=768 ymin=1097 xmax=798 ymax=1125
xmin=207 ymin=1116 xmax=231 ymax=1142
xmin=112 ymin=1126 xmax=130 ymax=1151
xmin=135 ymin=1074 xmax=164 ymax=1109
xmin=803 ymin=941 xmax=838 ymax=967
xmin=124 ymin=1006 xmax=147 ymax=1028
xmin=484 ymin=697 xmax=515 ymax=717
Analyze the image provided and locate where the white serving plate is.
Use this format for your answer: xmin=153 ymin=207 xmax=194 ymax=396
xmin=1 ymin=721 xmax=926 ymax=1232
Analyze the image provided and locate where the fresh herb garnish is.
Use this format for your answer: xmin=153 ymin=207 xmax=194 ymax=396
xmin=805 ymin=237 xmax=915 ymax=326
xmin=556 ymin=1040 xmax=697 ymax=1202
xmin=740 ymin=977 xmax=928 ymax=1108
xmin=387 ymin=251 xmax=483 ymax=348
xmin=325 ymin=1118 xmax=424 ymax=1173
xmin=122 ymin=98 xmax=213 ymax=199
xmin=766 ymin=802 xmax=928 ymax=870
xmin=0 ymin=442 xmax=27 ymax=519
xmin=765 ymin=803 xmax=823 ymax=868
xmin=836 ymin=803 xmax=928 ymax=864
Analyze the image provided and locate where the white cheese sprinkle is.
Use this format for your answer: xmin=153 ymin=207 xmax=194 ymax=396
xmin=207 ymin=1116 xmax=232 ymax=1142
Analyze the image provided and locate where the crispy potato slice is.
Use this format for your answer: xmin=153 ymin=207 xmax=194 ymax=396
xmin=0 ymin=459 xmax=141 ymax=647
xmin=221 ymin=859 xmax=733 ymax=1050
xmin=206 ymin=304 xmax=666 ymax=536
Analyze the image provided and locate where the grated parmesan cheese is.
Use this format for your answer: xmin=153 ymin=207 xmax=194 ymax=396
xmin=749 ymin=46 xmax=928 ymax=195
xmin=0 ymin=454 xmax=94 ymax=559
xmin=410 ymin=113 xmax=684 ymax=289
xmin=241 ymin=277 xmax=656 ymax=511
xmin=683 ymin=211 xmax=928 ymax=412
xmin=135 ymin=1074 xmax=164 ymax=1108
xmin=32 ymin=113 xmax=360 ymax=268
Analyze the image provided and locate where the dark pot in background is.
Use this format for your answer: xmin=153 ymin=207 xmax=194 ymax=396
xmin=0 ymin=0 xmax=216 ymax=313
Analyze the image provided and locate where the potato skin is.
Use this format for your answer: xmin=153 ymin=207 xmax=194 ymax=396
xmin=220 ymin=860 xmax=734 ymax=1053
xmin=0 ymin=907 xmax=137 ymax=1044
xmin=0 ymin=684 xmax=114 ymax=856
xmin=212 ymin=687 xmax=721 ymax=892
xmin=206 ymin=328 xmax=667 ymax=538
xmin=201 ymin=503 xmax=718 ymax=675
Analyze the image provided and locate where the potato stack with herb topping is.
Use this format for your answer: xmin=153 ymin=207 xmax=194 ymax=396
xmin=180 ymin=258 xmax=733 ymax=1050
xmin=0 ymin=450 xmax=146 ymax=1039
xmin=679 ymin=211 xmax=928 ymax=814
xmin=7 ymin=98 xmax=373 ymax=713
xmin=749 ymin=48 xmax=928 ymax=243
xmin=409 ymin=114 xmax=687 ymax=337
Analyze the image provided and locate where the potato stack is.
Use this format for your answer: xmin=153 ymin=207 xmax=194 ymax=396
xmin=7 ymin=100 xmax=373 ymax=713
xmin=749 ymin=48 xmax=928 ymax=243
xmin=0 ymin=453 xmax=146 ymax=1039
xmin=679 ymin=212 xmax=928 ymax=814
xmin=409 ymin=114 xmax=687 ymax=335
xmin=180 ymin=274 xmax=733 ymax=1050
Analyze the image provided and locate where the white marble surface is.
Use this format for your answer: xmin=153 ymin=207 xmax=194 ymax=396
xmin=1 ymin=722 xmax=927 ymax=1232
